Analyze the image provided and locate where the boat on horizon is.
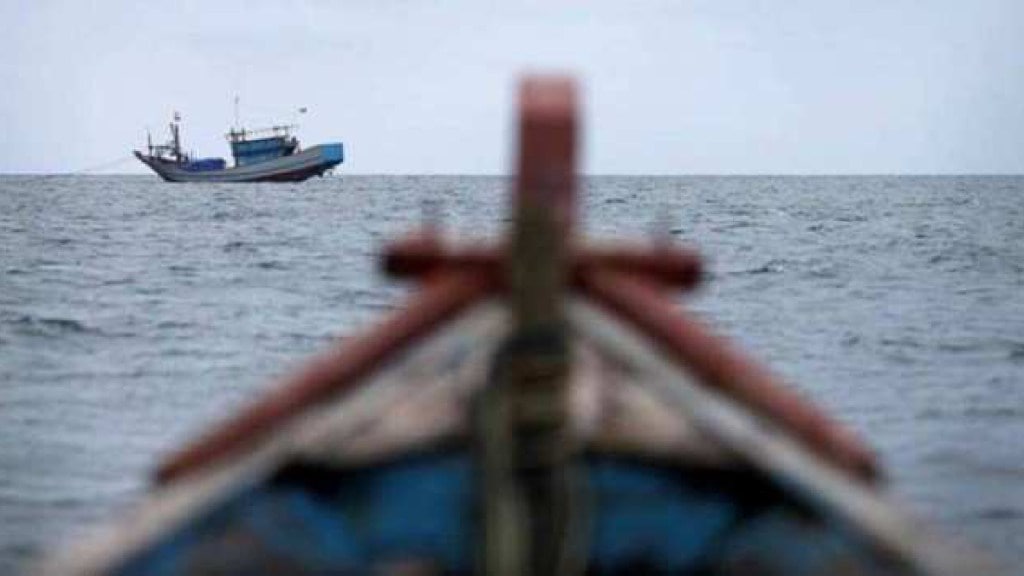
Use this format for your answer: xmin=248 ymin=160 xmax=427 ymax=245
xmin=134 ymin=112 xmax=343 ymax=183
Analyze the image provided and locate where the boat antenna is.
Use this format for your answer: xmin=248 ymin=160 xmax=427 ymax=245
xmin=146 ymin=129 xmax=153 ymax=155
xmin=233 ymin=95 xmax=240 ymax=130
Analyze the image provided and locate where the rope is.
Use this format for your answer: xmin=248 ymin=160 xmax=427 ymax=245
xmin=68 ymin=154 xmax=136 ymax=175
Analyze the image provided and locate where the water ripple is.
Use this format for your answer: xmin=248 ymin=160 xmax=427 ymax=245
xmin=2 ymin=174 xmax=1023 ymax=570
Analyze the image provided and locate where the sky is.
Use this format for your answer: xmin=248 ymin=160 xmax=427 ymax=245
xmin=2 ymin=0 xmax=1023 ymax=175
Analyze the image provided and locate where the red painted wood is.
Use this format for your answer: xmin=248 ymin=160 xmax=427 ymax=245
xmin=156 ymin=271 xmax=496 ymax=484
xmin=578 ymin=267 xmax=880 ymax=482
xmin=516 ymin=76 xmax=577 ymax=234
xmin=383 ymin=235 xmax=703 ymax=290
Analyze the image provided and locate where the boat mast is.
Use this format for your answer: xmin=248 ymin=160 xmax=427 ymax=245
xmin=477 ymin=76 xmax=579 ymax=576
xmin=170 ymin=111 xmax=183 ymax=162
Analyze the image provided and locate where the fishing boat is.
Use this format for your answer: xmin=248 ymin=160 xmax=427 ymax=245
xmin=44 ymin=77 xmax=981 ymax=575
xmin=133 ymin=112 xmax=343 ymax=183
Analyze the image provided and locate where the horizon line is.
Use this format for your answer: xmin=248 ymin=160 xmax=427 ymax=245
xmin=3 ymin=171 xmax=1024 ymax=178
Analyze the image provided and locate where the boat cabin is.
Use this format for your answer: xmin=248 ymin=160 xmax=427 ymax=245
xmin=227 ymin=126 xmax=299 ymax=167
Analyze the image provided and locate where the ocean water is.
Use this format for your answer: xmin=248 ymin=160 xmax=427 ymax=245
xmin=1 ymin=174 xmax=1022 ymax=572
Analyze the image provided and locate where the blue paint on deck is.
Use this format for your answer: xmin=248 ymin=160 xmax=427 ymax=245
xmin=111 ymin=454 xmax=900 ymax=575
xmin=589 ymin=460 xmax=737 ymax=570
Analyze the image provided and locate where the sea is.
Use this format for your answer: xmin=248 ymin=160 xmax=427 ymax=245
xmin=1 ymin=175 xmax=1022 ymax=573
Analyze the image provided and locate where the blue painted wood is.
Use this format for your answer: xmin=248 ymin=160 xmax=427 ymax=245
xmin=588 ymin=461 xmax=737 ymax=570
xmin=231 ymin=137 xmax=293 ymax=167
xmin=112 ymin=454 xmax=908 ymax=575
xmin=181 ymin=158 xmax=226 ymax=172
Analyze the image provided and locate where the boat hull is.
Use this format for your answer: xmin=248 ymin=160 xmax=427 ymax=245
xmin=134 ymin=143 xmax=343 ymax=183
xmin=37 ymin=299 xmax=964 ymax=575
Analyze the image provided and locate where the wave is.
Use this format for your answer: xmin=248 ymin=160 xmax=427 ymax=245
xmin=730 ymin=259 xmax=787 ymax=276
xmin=255 ymin=260 xmax=288 ymax=271
xmin=9 ymin=314 xmax=93 ymax=335
xmin=973 ymin=507 xmax=1024 ymax=521
xmin=3 ymin=313 xmax=136 ymax=339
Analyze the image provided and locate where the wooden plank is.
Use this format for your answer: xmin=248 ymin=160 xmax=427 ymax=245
xmin=382 ymin=234 xmax=704 ymax=290
xmin=577 ymin=267 xmax=879 ymax=481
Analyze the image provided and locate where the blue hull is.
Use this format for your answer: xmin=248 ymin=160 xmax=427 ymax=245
xmin=134 ymin=143 xmax=343 ymax=183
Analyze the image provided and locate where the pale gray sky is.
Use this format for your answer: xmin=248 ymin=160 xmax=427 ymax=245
xmin=2 ymin=0 xmax=1023 ymax=174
